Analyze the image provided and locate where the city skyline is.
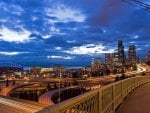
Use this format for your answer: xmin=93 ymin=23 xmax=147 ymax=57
xmin=0 ymin=0 xmax=150 ymax=66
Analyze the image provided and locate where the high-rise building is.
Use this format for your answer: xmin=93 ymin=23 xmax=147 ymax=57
xmin=118 ymin=40 xmax=125 ymax=65
xmin=105 ymin=53 xmax=112 ymax=65
xmin=112 ymin=52 xmax=119 ymax=66
xmin=91 ymin=58 xmax=95 ymax=67
xmin=91 ymin=58 xmax=95 ymax=71
xmin=128 ymin=45 xmax=137 ymax=65
xmin=96 ymin=58 xmax=101 ymax=64
xmin=91 ymin=58 xmax=102 ymax=71
xmin=96 ymin=58 xmax=101 ymax=69
xmin=144 ymin=50 xmax=150 ymax=63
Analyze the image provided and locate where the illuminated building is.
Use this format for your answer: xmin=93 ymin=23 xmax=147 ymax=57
xmin=128 ymin=45 xmax=137 ymax=65
xmin=96 ymin=58 xmax=101 ymax=68
xmin=144 ymin=50 xmax=150 ymax=64
xmin=0 ymin=63 xmax=23 ymax=75
xmin=91 ymin=58 xmax=102 ymax=72
xmin=91 ymin=58 xmax=95 ymax=68
xmin=112 ymin=52 xmax=119 ymax=66
xmin=118 ymin=40 xmax=125 ymax=65
xmin=105 ymin=53 xmax=112 ymax=66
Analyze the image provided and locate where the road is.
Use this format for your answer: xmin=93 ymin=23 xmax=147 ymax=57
xmin=0 ymin=64 xmax=147 ymax=112
xmin=0 ymin=97 xmax=47 ymax=113
xmin=110 ymin=65 xmax=145 ymax=78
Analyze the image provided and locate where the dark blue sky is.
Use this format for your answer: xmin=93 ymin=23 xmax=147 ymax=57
xmin=0 ymin=0 xmax=150 ymax=67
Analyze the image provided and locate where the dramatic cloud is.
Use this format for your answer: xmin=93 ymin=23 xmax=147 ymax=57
xmin=0 ymin=0 xmax=149 ymax=66
xmin=0 ymin=27 xmax=31 ymax=43
xmin=45 ymin=4 xmax=86 ymax=23
xmin=65 ymin=44 xmax=115 ymax=55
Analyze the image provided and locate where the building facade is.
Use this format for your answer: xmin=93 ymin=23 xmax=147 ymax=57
xmin=105 ymin=53 xmax=112 ymax=66
xmin=118 ymin=40 xmax=125 ymax=65
xmin=128 ymin=45 xmax=137 ymax=65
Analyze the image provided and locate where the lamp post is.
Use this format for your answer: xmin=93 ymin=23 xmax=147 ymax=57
xmin=58 ymin=67 xmax=62 ymax=103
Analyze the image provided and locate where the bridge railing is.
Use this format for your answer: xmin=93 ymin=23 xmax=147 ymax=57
xmin=36 ymin=75 xmax=150 ymax=113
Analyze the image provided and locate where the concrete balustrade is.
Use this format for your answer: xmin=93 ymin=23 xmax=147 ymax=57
xmin=36 ymin=75 xmax=150 ymax=113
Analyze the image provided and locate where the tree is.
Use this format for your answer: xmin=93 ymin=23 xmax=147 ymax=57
xmin=120 ymin=73 xmax=126 ymax=80
xmin=13 ymin=80 xmax=16 ymax=86
xmin=6 ymin=78 xmax=9 ymax=87
xmin=115 ymin=76 xmax=120 ymax=81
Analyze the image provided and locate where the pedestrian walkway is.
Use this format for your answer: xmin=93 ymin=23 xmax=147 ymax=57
xmin=117 ymin=83 xmax=150 ymax=113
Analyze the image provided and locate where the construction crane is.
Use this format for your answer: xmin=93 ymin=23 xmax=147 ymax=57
xmin=122 ymin=0 xmax=150 ymax=11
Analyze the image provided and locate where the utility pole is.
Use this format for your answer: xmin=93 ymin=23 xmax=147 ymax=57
xmin=122 ymin=0 xmax=150 ymax=11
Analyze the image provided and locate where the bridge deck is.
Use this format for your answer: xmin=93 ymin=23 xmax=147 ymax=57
xmin=117 ymin=83 xmax=150 ymax=113
xmin=0 ymin=96 xmax=47 ymax=113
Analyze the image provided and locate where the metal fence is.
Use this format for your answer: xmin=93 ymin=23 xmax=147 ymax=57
xmin=36 ymin=76 xmax=150 ymax=113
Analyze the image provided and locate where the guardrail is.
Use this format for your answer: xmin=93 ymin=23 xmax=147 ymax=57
xmin=36 ymin=75 xmax=150 ymax=113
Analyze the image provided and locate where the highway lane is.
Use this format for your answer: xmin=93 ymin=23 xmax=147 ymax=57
xmin=110 ymin=65 xmax=146 ymax=78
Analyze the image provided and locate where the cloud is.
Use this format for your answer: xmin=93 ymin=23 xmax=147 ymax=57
xmin=0 ymin=51 xmax=28 ymax=56
xmin=129 ymin=41 xmax=135 ymax=44
xmin=0 ymin=2 xmax=24 ymax=16
xmin=0 ymin=26 xmax=31 ymax=43
xmin=66 ymin=40 xmax=76 ymax=43
xmin=133 ymin=35 xmax=139 ymax=39
xmin=0 ymin=0 xmax=149 ymax=66
xmin=47 ymin=55 xmax=74 ymax=60
xmin=50 ymin=26 xmax=60 ymax=33
xmin=0 ymin=18 xmax=7 ymax=23
xmin=55 ymin=47 xmax=62 ymax=50
xmin=45 ymin=4 xmax=86 ymax=23
xmin=10 ymin=4 xmax=24 ymax=16
xmin=65 ymin=44 xmax=115 ymax=55
xmin=49 ymin=26 xmax=66 ymax=36
xmin=32 ymin=16 xmax=38 ymax=21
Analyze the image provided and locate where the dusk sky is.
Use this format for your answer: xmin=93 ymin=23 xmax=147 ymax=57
xmin=0 ymin=0 xmax=150 ymax=67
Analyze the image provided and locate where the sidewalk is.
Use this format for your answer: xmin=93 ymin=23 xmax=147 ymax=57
xmin=117 ymin=83 xmax=150 ymax=113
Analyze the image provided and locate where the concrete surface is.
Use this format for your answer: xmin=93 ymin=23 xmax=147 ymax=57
xmin=117 ymin=83 xmax=150 ymax=113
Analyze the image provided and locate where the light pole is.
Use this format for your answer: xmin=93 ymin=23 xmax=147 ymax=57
xmin=58 ymin=67 xmax=62 ymax=103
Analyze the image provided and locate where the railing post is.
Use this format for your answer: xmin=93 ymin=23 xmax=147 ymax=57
xmin=121 ymin=81 xmax=123 ymax=100
xmin=99 ymin=90 xmax=102 ymax=113
xmin=112 ymin=85 xmax=115 ymax=113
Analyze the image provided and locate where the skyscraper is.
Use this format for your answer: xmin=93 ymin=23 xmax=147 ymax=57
xmin=145 ymin=50 xmax=150 ymax=64
xmin=112 ymin=52 xmax=119 ymax=66
xmin=91 ymin=58 xmax=95 ymax=71
xmin=96 ymin=58 xmax=101 ymax=69
xmin=91 ymin=58 xmax=95 ymax=67
xmin=118 ymin=40 xmax=125 ymax=65
xmin=128 ymin=45 xmax=137 ymax=65
xmin=105 ymin=53 xmax=112 ymax=65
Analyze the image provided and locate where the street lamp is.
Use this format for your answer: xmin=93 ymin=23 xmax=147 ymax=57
xmin=58 ymin=67 xmax=62 ymax=103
